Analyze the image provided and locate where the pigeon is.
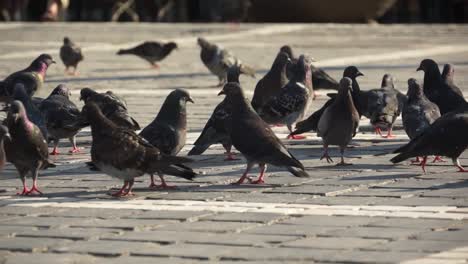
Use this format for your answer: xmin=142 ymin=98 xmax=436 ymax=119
xmin=280 ymin=45 xmax=339 ymax=91
xmin=0 ymin=54 xmax=55 ymax=102
xmin=80 ymin=87 xmax=140 ymax=130
xmin=84 ymin=102 xmax=196 ymax=197
xmin=0 ymin=125 xmax=10 ymax=171
xmin=418 ymin=59 xmax=466 ymax=115
xmin=117 ymin=41 xmax=178 ymax=69
xmin=139 ymin=89 xmax=194 ymax=188
xmin=188 ymin=65 xmax=242 ymax=160
xmin=12 ymin=83 xmax=48 ymax=140
xmin=197 ymin=37 xmax=255 ymax=86
xmin=441 ymin=63 xmax=464 ymax=98
xmin=291 ymin=66 xmax=364 ymax=136
xmin=317 ymin=77 xmax=359 ymax=165
xmin=60 ymin=37 xmax=84 ymax=76
xmin=251 ymin=51 xmax=290 ymax=112
xmin=259 ymin=55 xmax=312 ymax=139
xmin=219 ymin=82 xmax=309 ymax=184
xmin=40 ymin=84 xmax=84 ymax=155
xmin=3 ymin=101 xmax=55 ymax=195
xmin=391 ymin=110 xmax=468 ymax=173
xmin=401 ymin=78 xmax=442 ymax=164
xmin=365 ymin=74 xmax=407 ymax=138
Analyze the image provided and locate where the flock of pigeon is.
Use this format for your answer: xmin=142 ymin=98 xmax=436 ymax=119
xmin=0 ymin=36 xmax=467 ymax=197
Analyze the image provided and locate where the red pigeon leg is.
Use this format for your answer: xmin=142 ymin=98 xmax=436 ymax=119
xmin=453 ymin=158 xmax=468 ymax=173
xmin=382 ymin=127 xmax=395 ymax=139
xmin=68 ymin=137 xmax=81 ymax=154
xmin=420 ymin=156 xmax=428 ymax=174
xmin=26 ymin=168 xmax=43 ymax=195
xmin=287 ymin=124 xmax=306 ymax=139
xmin=251 ymin=164 xmax=267 ymax=184
xmin=232 ymin=163 xmax=254 ymax=185
xmin=374 ymin=127 xmax=382 ymax=136
xmin=17 ymin=177 xmax=29 ymax=196
xmin=148 ymin=174 xmax=158 ymax=188
xmin=320 ymin=144 xmax=334 ymax=163
xmin=432 ymin=156 xmax=446 ymax=163
xmin=155 ymin=175 xmax=177 ymax=189
xmin=50 ymin=140 xmax=60 ymax=155
xmin=123 ymin=180 xmax=135 ymax=196
xmin=336 ymin=146 xmax=352 ymax=166
xmin=411 ymin=156 xmax=421 ymax=164
xmin=151 ymin=63 xmax=160 ymax=69
xmin=223 ymin=144 xmax=239 ymax=161
xmin=111 ymin=181 xmax=129 ymax=197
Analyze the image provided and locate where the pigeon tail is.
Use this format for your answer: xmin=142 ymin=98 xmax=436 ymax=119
xmin=287 ymin=166 xmax=309 ymax=178
xmin=187 ymin=144 xmax=210 ymax=156
xmin=390 ymin=152 xmax=414 ymax=164
xmin=160 ymin=164 xmax=197 ymax=181
xmin=117 ymin=49 xmax=132 ymax=55
xmin=239 ymin=64 xmax=256 ymax=78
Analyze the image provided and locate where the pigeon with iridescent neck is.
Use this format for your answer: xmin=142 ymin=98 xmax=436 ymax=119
xmin=441 ymin=63 xmax=464 ymax=98
xmin=0 ymin=54 xmax=55 ymax=103
xmin=60 ymin=37 xmax=84 ymax=76
xmin=139 ymin=89 xmax=194 ymax=189
xmin=4 ymin=101 xmax=55 ymax=195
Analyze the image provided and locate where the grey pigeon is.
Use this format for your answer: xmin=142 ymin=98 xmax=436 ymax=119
xmin=317 ymin=77 xmax=359 ymax=165
xmin=197 ymin=37 xmax=255 ymax=86
xmin=401 ymin=78 xmax=442 ymax=164
xmin=391 ymin=110 xmax=468 ymax=173
xmin=418 ymin=59 xmax=466 ymax=115
xmin=0 ymin=125 xmax=10 ymax=171
xmin=251 ymin=51 xmax=290 ymax=112
xmin=259 ymin=55 xmax=312 ymax=139
xmin=84 ymin=102 xmax=196 ymax=197
xmin=188 ymin=65 xmax=242 ymax=160
xmin=280 ymin=45 xmax=339 ymax=91
xmin=291 ymin=66 xmax=364 ymax=136
xmin=365 ymin=74 xmax=407 ymax=138
xmin=60 ymin=37 xmax=84 ymax=76
xmin=139 ymin=89 xmax=194 ymax=189
xmin=4 ymin=101 xmax=55 ymax=195
xmin=40 ymin=84 xmax=83 ymax=155
xmin=441 ymin=63 xmax=464 ymax=98
xmin=13 ymin=83 xmax=48 ymax=140
xmin=219 ymin=82 xmax=309 ymax=184
xmin=0 ymin=54 xmax=55 ymax=103
xmin=117 ymin=41 xmax=177 ymax=69
xmin=80 ymin=87 xmax=140 ymax=130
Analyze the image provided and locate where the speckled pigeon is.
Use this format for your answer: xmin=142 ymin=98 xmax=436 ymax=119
xmin=391 ymin=110 xmax=468 ymax=173
xmin=84 ymin=102 xmax=196 ymax=197
xmin=117 ymin=41 xmax=178 ymax=69
xmin=418 ymin=59 xmax=466 ymax=115
xmin=139 ymin=89 xmax=194 ymax=189
xmin=197 ymin=37 xmax=255 ymax=86
xmin=13 ymin=83 xmax=48 ymax=140
xmin=4 ymin=101 xmax=55 ymax=195
xmin=40 ymin=84 xmax=84 ymax=155
xmin=317 ymin=77 xmax=359 ymax=165
xmin=188 ymin=65 xmax=242 ymax=161
xmin=251 ymin=51 xmax=290 ymax=113
xmin=80 ymin=87 xmax=140 ymax=130
xmin=259 ymin=55 xmax=312 ymax=139
xmin=219 ymin=82 xmax=309 ymax=184
xmin=0 ymin=125 xmax=10 ymax=171
xmin=60 ymin=37 xmax=84 ymax=76
xmin=441 ymin=63 xmax=464 ymax=98
xmin=0 ymin=54 xmax=55 ymax=103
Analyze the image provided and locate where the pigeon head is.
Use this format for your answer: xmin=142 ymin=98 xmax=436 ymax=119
xmin=406 ymin=78 xmax=423 ymax=98
xmin=80 ymin=88 xmax=98 ymax=102
xmin=273 ymin=52 xmax=291 ymax=70
xmin=218 ymin=82 xmax=244 ymax=98
xmin=31 ymin=54 xmax=56 ymax=68
xmin=381 ymin=74 xmax=395 ymax=89
xmin=0 ymin=125 xmax=10 ymax=141
xmin=7 ymin=100 xmax=27 ymax=123
xmin=13 ymin=83 xmax=30 ymax=102
xmin=287 ymin=55 xmax=311 ymax=82
xmin=165 ymin=42 xmax=178 ymax=51
xmin=279 ymin=45 xmax=294 ymax=59
xmin=339 ymin=77 xmax=353 ymax=92
xmin=63 ymin=37 xmax=71 ymax=45
xmin=168 ymin=89 xmax=194 ymax=104
xmin=417 ymin=59 xmax=440 ymax=74
xmin=51 ymin=84 xmax=71 ymax=98
xmin=442 ymin=63 xmax=455 ymax=80
xmin=343 ymin=66 xmax=364 ymax=79
xmin=227 ymin=65 xmax=242 ymax=83
xmin=197 ymin=37 xmax=213 ymax=49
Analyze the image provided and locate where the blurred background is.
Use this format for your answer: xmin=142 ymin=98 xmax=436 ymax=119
xmin=0 ymin=0 xmax=467 ymax=23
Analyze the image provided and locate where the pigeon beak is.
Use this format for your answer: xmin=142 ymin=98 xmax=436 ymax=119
xmin=416 ymin=65 xmax=422 ymax=71
xmin=12 ymin=113 xmax=19 ymax=122
xmin=4 ymin=132 xmax=11 ymax=140
xmin=51 ymin=60 xmax=56 ymax=64
xmin=357 ymin=71 xmax=364 ymax=77
xmin=218 ymin=90 xmax=225 ymax=96
xmin=187 ymin=97 xmax=195 ymax=103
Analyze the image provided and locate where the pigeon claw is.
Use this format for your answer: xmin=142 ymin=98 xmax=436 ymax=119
xmin=69 ymin=147 xmax=81 ymax=154
xmin=432 ymin=156 xmax=446 ymax=163
xmin=224 ymin=152 xmax=240 ymax=161
xmin=17 ymin=187 xmax=30 ymax=196
xmin=26 ymin=186 xmax=43 ymax=195
xmin=232 ymin=176 xmax=253 ymax=185
xmin=320 ymin=154 xmax=334 ymax=164
xmin=250 ymin=179 xmax=265 ymax=184
xmin=287 ymin=134 xmax=306 ymax=140
xmin=50 ymin=148 xmax=60 ymax=155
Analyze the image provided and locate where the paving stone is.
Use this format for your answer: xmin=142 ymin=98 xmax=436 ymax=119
xmin=0 ymin=216 xmax=92 ymax=228
xmin=323 ymin=226 xmax=423 ymax=240
xmin=263 ymin=185 xmax=365 ymax=196
xmin=36 ymin=208 xmax=141 ymax=219
xmin=279 ymin=215 xmax=379 ymax=227
xmin=3 ymin=253 xmax=97 ymax=264
xmin=52 ymin=240 xmax=160 ymax=256
xmin=131 ymin=243 xmax=235 ymax=260
xmin=71 ymin=218 xmax=177 ymax=230
xmin=123 ymin=210 xmax=215 ymax=221
xmin=370 ymin=240 xmax=465 ymax=253
xmin=200 ymin=212 xmax=286 ymax=223
xmin=94 ymin=255 xmax=213 ymax=264
xmin=281 ymin=236 xmax=387 ymax=249
xmin=16 ymin=227 xmax=122 ymax=240
xmin=367 ymin=218 xmax=462 ymax=230
xmin=0 ymin=206 xmax=68 ymax=216
xmin=243 ymin=224 xmax=340 ymax=237
xmin=161 ymin=221 xmax=260 ymax=233
xmin=0 ymin=237 xmax=73 ymax=252
xmin=416 ymin=228 xmax=468 ymax=242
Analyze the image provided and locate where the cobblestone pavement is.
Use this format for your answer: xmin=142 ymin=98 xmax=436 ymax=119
xmin=0 ymin=23 xmax=468 ymax=263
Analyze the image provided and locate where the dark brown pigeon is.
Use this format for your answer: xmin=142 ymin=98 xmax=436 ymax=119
xmin=40 ymin=84 xmax=84 ymax=155
xmin=401 ymin=78 xmax=442 ymax=165
xmin=139 ymin=89 xmax=194 ymax=189
xmin=117 ymin=41 xmax=178 ymax=69
xmin=4 ymin=101 xmax=55 ymax=195
xmin=441 ymin=63 xmax=464 ymax=98
xmin=259 ymin=55 xmax=312 ymax=139
xmin=251 ymin=51 xmax=290 ymax=112
xmin=280 ymin=45 xmax=339 ymax=92
xmin=84 ymin=102 xmax=196 ymax=197
xmin=0 ymin=54 xmax=55 ymax=103
xmin=197 ymin=37 xmax=255 ymax=86
xmin=418 ymin=59 xmax=466 ymax=115
xmin=188 ymin=65 xmax=242 ymax=161
xmin=80 ymin=87 xmax=140 ymax=130
xmin=219 ymin=82 xmax=309 ymax=184
xmin=13 ymin=83 xmax=48 ymax=140
xmin=317 ymin=77 xmax=359 ymax=165
xmin=291 ymin=66 xmax=364 ymax=136
xmin=60 ymin=37 xmax=84 ymax=76
xmin=0 ymin=125 xmax=10 ymax=171
xmin=391 ymin=110 xmax=468 ymax=173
